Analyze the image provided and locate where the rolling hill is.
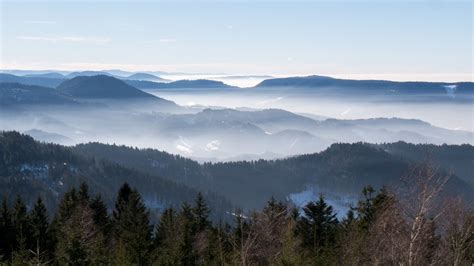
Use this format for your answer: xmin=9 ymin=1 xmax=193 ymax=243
xmin=256 ymin=75 xmax=474 ymax=95
xmin=0 ymin=82 xmax=77 ymax=105
xmin=56 ymin=75 xmax=158 ymax=99
xmin=0 ymin=131 xmax=233 ymax=220
xmin=73 ymin=140 xmax=474 ymax=210
xmin=126 ymin=72 xmax=167 ymax=82
xmin=0 ymin=73 xmax=65 ymax=88
xmin=126 ymin=79 xmax=234 ymax=89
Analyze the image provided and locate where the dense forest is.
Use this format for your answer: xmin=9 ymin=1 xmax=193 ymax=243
xmin=74 ymin=141 xmax=474 ymax=209
xmin=1 ymin=131 xmax=473 ymax=264
xmin=0 ymin=178 xmax=472 ymax=265
xmin=0 ymin=131 xmax=233 ymax=221
xmin=1 ymin=131 xmax=474 ymax=217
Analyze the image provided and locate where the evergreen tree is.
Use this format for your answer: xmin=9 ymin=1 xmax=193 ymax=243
xmin=53 ymin=188 xmax=79 ymax=225
xmin=112 ymin=183 xmax=152 ymax=265
xmin=0 ymin=197 xmax=14 ymax=262
xmin=152 ymin=208 xmax=181 ymax=265
xmin=89 ymin=195 xmax=110 ymax=236
xmin=192 ymin=192 xmax=211 ymax=232
xmin=178 ymin=202 xmax=196 ymax=265
xmin=53 ymin=186 xmax=109 ymax=265
xmin=29 ymin=197 xmax=52 ymax=262
xmin=11 ymin=196 xmax=32 ymax=263
xmin=78 ymin=182 xmax=90 ymax=203
xmin=297 ymin=195 xmax=338 ymax=260
xmin=354 ymin=186 xmax=391 ymax=231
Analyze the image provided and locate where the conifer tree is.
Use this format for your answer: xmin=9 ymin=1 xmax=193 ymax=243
xmin=11 ymin=196 xmax=32 ymax=263
xmin=0 ymin=197 xmax=14 ymax=262
xmin=112 ymin=183 xmax=152 ymax=265
xmin=152 ymin=208 xmax=181 ymax=265
xmin=192 ymin=192 xmax=210 ymax=232
xmin=78 ymin=182 xmax=90 ymax=203
xmin=89 ymin=195 xmax=110 ymax=236
xmin=297 ymin=195 xmax=338 ymax=259
xmin=178 ymin=202 xmax=196 ymax=265
xmin=29 ymin=197 xmax=52 ymax=261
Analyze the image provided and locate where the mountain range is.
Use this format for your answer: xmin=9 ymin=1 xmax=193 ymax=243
xmin=255 ymin=75 xmax=474 ymax=97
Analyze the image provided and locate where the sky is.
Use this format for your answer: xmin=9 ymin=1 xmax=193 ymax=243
xmin=0 ymin=0 xmax=472 ymax=81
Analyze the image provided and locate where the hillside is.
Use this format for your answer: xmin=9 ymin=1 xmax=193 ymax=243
xmin=126 ymin=79 xmax=234 ymax=89
xmin=0 ymin=82 xmax=77 ymax=105
xmin=73 ymin=141 xmax=474 ymax=210
xmin=126 ymin=72 xmax=167 ymax=82
xmin=0 ymin=131 xmax=233 ymax=220
xmin=0 ymin=73 xmax=65 ymax=87
xmin=57 ymin=75 xmax=156 ymax=99
xmin=256 ymin=75 xmax=474 ymax=94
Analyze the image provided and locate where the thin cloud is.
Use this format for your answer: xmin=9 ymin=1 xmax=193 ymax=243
xmin=159 ymin=38 xmax=177 ymax=43
xmin=16 ymin=36 xmax=111 ymax=45
xmin=140 ymin=39 xmax=177 ymax=45
xmin=24 ymin=20 xmax=57 ymax=24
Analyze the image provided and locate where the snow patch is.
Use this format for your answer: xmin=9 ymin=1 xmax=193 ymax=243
xmin=176 ymin=144 xmax=193 ymax=154
xmin=176 ymin=136 xmax=194 ymax=154
xmin=205 ymin=140 xmax=221 ymax=151
xmin=444 ymin=85 xmax=457 ymax=98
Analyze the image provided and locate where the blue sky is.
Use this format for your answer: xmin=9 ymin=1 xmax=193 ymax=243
xmin=0 ymin=1 xmax=472 ymax=81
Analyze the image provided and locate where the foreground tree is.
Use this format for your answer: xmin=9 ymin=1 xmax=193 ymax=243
xmin=112 ymin=183 xmax=152 ymax=265
xmin=11 ymin=197 xmax=32 ymax=263
xmin=29 ymin=197 xmax=53 ymax=263
xmin=398 ymin=161 xmax=450 ymax=266
xmin=439 ymin=199 xmax=474 ymax=265
xmin=0 ymin=197 xmax=14 ymax=262
xmin=297 ymin=195 xmax=338 ymax=262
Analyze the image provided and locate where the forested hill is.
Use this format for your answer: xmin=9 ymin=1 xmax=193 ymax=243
xmin=0 ymin=131 xmax=232 ymax=220
xmin=2 ymin=131 xmax=472 ymax=217
xmin=73 ymin=141 xmax=474 ymax=210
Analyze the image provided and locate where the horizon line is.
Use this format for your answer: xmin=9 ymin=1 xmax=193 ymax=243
xmin=0 ymin=68 xmax=472 ymax=83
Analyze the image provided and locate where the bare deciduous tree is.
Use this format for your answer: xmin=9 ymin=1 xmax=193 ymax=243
xmin=398 ymin=160 xmax=450 ymax=266
xmin=438 ymin=198 xmax=474 ymax=266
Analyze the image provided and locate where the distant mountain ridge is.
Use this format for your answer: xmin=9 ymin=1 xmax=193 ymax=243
xmin=256 ymin=75 xmax=474 ymax=93
xmin=126 ymin=72 xmax=167 ymax=82
xmin=0 ymin=82 xmax=77 ymax=105
xmin=126 ymin=79 xmax=234 ymax=89
xmin=56 ymin=75 xmax=157 ymax=99
xmin=0 ymin=73 xmax=66 ymax=87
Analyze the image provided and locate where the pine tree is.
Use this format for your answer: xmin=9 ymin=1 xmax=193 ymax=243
xmin=53 ymin=188 xmax=79 ymax=225
xmin=192 ymin=192 xmax=210 ymax=232
xmin=354 ymin=186 xmax=391 ymax=231
xmin=0 ymin=197 xmax=14 ymax=262
xmin=152 ymin=208 xmax=181 ymax=265
xmin=56 ymin=201 xmax=108 ymax=265
xmin=297 ymin=195 xmax=338 ymax=260
xmin=89 ymin=195 xmax=110 ymax=236
xmin=53 ymin=186 xmax=109 ymax=265
xmin=78 ymin=182 xmax=90 ymax=203
xmin=29 ymin=197 xmax=52 ymax=262
xmin=178 ymin=202 xmax=196 ymax=265
xmin=112 ymin=183 xmax=152 ymax=265
xmin=11 ymin=196 xmax=32 ymax=263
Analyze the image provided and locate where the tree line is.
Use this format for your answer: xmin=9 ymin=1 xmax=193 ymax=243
xmin=0 ymin=165 xmax=473 ymax=265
